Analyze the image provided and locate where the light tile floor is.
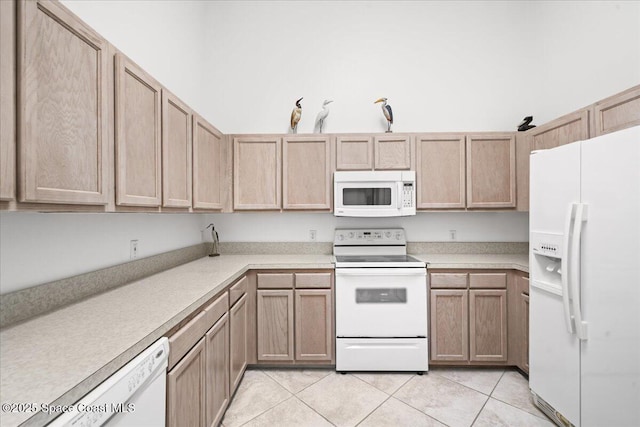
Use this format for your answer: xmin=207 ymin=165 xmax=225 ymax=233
xmin=221 ymin=367 xmax=553 ymax=427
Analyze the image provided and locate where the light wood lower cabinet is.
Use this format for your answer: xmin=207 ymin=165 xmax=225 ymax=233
xmin=429 ymin=270 xmax=509 ymax=366
xmin=430 ymin=289 xmax=469 ymax=362
xmin=295 ymin=289 xmax=332 ymax=361
xmin=205 ymin=313 xmax=229 ymax=427
xmin=469 ymin=289 xmax=507 ymax=362
xmin=229 ymin=293 xmax=248 ymax=393
xmin=257 ymin=289 xmax=294 ymax=361
xmin=256 ymin=271 xmax=334 ymax=364
xmin=167 ymin=337 xmax=206 ymax=427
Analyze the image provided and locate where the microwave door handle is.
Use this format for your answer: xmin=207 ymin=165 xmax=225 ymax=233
xmin=397 ymin=182 xmax=403 ymax=209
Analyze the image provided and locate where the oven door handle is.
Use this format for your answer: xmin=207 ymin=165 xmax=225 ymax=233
xmin=336 ymin=268 xmax=426 ymax=276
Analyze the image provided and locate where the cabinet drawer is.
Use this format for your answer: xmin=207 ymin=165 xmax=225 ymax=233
xmin=204 ymin=292 xmax=228 ymax=326
xmin=295 ymin=272 xmax=332 ymax=289
xmin=168 ymin=310 xmax=211 ymax=369
xmin=229 ymin=276 xmax=248 ymax=306
xmin=430 ymin=273 xmax=468 ymax=289
xmin=257 ymin=273 xmax=294 ymax=289
xmin=469 ymin=273 xmax=507 ymax=289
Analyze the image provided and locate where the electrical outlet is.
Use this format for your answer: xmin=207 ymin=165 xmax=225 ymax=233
xmin=130 ymin=240 xmax=139 ymax=259
xmin=449 ymin=230 xmax=457 ymax=241
xmin=309 ymin=230 xmax=317 ymax=241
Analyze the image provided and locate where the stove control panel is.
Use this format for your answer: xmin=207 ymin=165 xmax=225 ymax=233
xmin=334 ymin=228 xmax=406 ymax=245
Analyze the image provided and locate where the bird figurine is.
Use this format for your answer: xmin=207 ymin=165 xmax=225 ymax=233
xmin=290 ymin=97 xmax=303 ymax=133
xmin=315 ymin=99 xmax=333 ymax=133
xmin=374 ymin=97 xmax=393 ymax=132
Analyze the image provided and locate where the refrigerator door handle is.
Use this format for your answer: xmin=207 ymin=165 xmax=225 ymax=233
xmin=561 ymin=204 xmax=576 ymax=334
xmin=571 ymin=203 xmax=589 ymax=340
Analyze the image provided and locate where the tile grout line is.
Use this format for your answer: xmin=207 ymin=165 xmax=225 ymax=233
xmin=291 ymin=394 xmax=339 ymax=426
xmin=469 ymin=370 xmax=506 ymax=426
xmin=489 ymin=370 xmax=551 ymax=421
xmin=429 ymin=368 xmax=506 ymax=397
xmin=354 ymin=393 xmax=394 ymax=427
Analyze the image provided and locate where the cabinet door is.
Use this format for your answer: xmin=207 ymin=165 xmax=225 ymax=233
xmin=466 ymin=134 xmax=516 ymax=208
xmin=233 ymin=137 xmax=281 ymax=210
xmin=0 ymin=0 xmax=15 ymax=201
xmin=115 ymin=53 xmax=162 ymax=207
xmin=192 ymin=114 xmax=224 ymax=210
xmin=593 ymin=85 xmax=640 ymax=136
xmin=283 ymin=136 xmax=331 ymax=210
xmin=167 ymin=337 xmax=206 ymax=427
xmin=415 ymin=134 xmax=465 ymax=209
xmin=521 ymin=292 xmax=529 ymax=373
xmin=469 ymin=289 xmax=507 ymax=362
xmin=374 ymin=135 xmax=411 ymax=170
xmin=430 ymin=290 xmax=468 ymax=362
xmin=161 ymin=89 xmax=192 ymax=208
xmin=18 ymin=0 xmax=109 ymax=204
xmin=295 ymin=289 xmax=333 ymax=362
xmin=206 ymin=313 xmax=229 ymax=427
xmin=229 ymin=294 xmax=247 ymax=394
xmin=257 ymin=289 xmax=294 ymax=361
xmin=336 ymin=136 xmax=373 ymax=170
xmin=529 ymin=109 xmax=590 ymax=151
xmin=515 ymin=133 xmax=531 ymax=211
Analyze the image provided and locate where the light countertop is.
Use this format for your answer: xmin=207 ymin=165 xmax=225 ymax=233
xmin=0 ymin=253 xmax=527 ymax=427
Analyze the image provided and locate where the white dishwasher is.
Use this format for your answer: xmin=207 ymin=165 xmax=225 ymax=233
xmin=48 ymin=337 xmax=169 ymax=427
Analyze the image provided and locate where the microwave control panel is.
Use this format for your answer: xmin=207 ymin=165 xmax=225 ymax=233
xmin=403 ymin=183 xmax=414 ymax=208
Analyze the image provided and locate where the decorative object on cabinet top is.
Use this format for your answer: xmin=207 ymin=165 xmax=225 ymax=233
xmin=315 ymin=99 xmax=333 ymax=133
xmin=290 ymin=97 xmax=303 ymax=133
xmin=517 ymin=116 xmax=536 ymax=131
xmin=375 ymin=97 xmax=394 ymax=133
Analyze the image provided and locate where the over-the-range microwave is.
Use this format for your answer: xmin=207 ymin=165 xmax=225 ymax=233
xmin=334 ymin=171 xmax=416 ymax=217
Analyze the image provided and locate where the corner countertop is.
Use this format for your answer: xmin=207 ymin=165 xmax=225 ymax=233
xmin=0 ymin=253 xmax=527 ymax=427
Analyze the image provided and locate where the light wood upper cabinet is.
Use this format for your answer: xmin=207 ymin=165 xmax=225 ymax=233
xmin=192 ymin=114 xmax=224 ymax=210
xmin=529 ymin=109 xmax=590 ymax=151
xmin=1 ymin=0 xmax=15 ymax=201
xmin=161 ymin=89 xmax=192 ymax=208
xmin=415 ymin=134 xmax=465 ymax=209
xmin=374 ymin=135 xmax=411 ymax=170
xmin=17 ymin=0 xmax=109 ymax=205
xmin=295 ymin=289 xmax=332 ymax=361
xmin=205 ymin=313 xmax=229 ymax=427
xmin=469 ymin=289 xmax=507 ymax=362
xmin=167 ymin=337 xmax=206 ymax=427
xmin=115 ymin=53 xmax=162 ymax=207
xmin=229 ymin=293 xmax=247 ymax=394
xmin=466 ymin=133 xmax=516 ymax=209
xmin=233 ymin=137 xmax=281 ymax=210
xmin=257 ymin=289 xmax=294 ymax=361
xmin=430 ymin=289 xmax=469 ymax=362
xmin=283 ymin=136 xmax=331 ymax=210
xmin=515 ymin=133 xmax=531 ymax=211
xmin=593 ymin=85 xmax=640 ymax=136
xmin=336 ymin=136 xmax=373 ymax=170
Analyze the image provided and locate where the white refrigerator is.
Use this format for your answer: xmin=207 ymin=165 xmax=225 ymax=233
xmin=529 ymin=125 xmax=640 ymax=427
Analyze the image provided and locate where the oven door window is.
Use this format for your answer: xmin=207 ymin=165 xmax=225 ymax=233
xmin=342 ymin=188 xmax=392 ymax=206
xmin=356 ymin=288 xmax=407 ymax=303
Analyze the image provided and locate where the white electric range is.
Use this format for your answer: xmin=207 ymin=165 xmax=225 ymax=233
xmin=334 ymin=228 xmax=428 ymax=373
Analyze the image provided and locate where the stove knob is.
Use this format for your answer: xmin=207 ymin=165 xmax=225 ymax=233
xmin=349 ymin=232 xmax=355 ymax=238
xmin=395 ymin=233 xmax=401 ymax=240
xmin=385 ymin=231 xmax=391 ymax=238
xmin=338 ymin=234 xmax=344 ymax=241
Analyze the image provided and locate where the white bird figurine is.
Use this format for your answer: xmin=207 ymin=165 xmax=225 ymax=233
xmin=290 ymin=97 xmax=303 ymax=133
xmin=315 ymin=99 xmax=333 ymax=133
xmin=374 ymin=97 xmax=393 ymax=132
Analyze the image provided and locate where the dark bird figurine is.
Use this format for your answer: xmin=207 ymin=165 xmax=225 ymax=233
xmin=290 ymin=97 xmax=303 ymax=133
xmin=375 ymin=97 xmax=393 ymax=132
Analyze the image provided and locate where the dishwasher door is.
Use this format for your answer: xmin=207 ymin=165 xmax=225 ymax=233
xmin=48 ymin=337 xmax=169 ymax=427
